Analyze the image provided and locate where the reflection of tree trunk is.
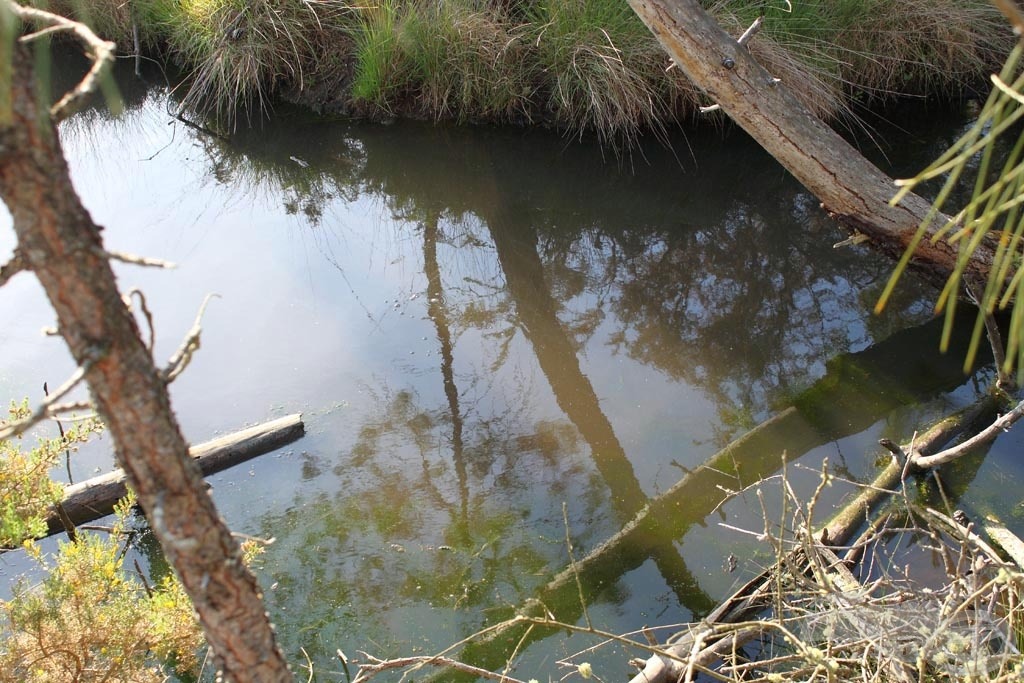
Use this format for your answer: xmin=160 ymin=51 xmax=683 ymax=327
xmin=486 ymin=214 xmax=715 ymax=616
xmin=448 ymin=313 xmax=988 ymax=676
xmin=488 ymin=218 xmax=643 ymax=515
xmin=422 ymin=212 xmax=470 ymax=537
xmin=0 ymin=42 xmax=292 ymax=682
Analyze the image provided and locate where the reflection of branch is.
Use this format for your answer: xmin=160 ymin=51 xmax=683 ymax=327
xmin=5 ymin=1 xmax=115 ymax=122
xmin=966 ymin=281 xmax=1013 ymax=390
xmin=171 ymin=111 xmax=230 ymax=142
xmin=563 ymin=502 xmax=592 ymax=630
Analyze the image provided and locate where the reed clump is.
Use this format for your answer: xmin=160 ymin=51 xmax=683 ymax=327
xmin=43 ymin=0 xmax=1011 ymax=135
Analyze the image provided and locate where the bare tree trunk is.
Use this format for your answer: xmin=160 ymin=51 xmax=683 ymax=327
xmin=0 ymin=40 xmax=293 ymax=683
xmin=625 ymin=0 xmax=992 ymax=289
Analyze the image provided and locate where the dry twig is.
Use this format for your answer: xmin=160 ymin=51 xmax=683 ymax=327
xmin=4 ymin=0 xmax=115 ymax=122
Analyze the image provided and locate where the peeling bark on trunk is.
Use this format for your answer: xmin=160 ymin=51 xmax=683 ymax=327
xmin=625 ymin=0 xmax=992 ymax=289
xmin=0 ymin=42 xmax=293 ymax=683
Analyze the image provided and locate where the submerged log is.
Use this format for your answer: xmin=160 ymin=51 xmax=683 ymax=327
xmin=985 ymin=520 xmax=1024 ymax=570
xmin=626 ymin=395 xmax=1002 ymax=683
xmin=435 ymin=315 xmax=991 ymax=679
xmin=45 ymin=413 xmax=304 ymax=536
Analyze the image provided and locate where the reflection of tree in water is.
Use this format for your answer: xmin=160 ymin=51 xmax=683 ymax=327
xmin=71 ymin=64 xmax=948 ymax=435
xmin=338 ymin=124 xmax=936 ymax=433
xmin=592 ymin=195 xmax=934 ymax=430
xmin=256 ymin=380 xmax=606 ymax=664
xmin=252 ymin=208 xmax=619 ymax=665
xmin=198 ymin=121 xmax=366 ymax=228
xmin=171 ymin=103 xmax=937 ymax=434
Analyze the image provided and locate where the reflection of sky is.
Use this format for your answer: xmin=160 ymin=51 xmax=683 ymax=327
xmin=3 ymin=73 xmax=1021 ymax=680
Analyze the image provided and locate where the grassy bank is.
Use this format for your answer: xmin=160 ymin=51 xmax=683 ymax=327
xmin=45 ymin=0 xmax=1010 ymax=137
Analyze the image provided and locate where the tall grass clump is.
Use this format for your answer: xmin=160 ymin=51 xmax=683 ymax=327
xmin=151 ymin=0 xmax=349 ymax=127
xmin=524 ymin=0 xmax=694 ymax=142
xmin=349 ymin=0 xmax=409 ymax=108
xmin=824 ymin=0 xmax=1009 ymax=99
xmin=401 ymin=0 xmax=533 ymax=122
xmin=711 ymin=0 xmax=1008 ymax=117
xmin=43 ymin=0 xmax=160 ymax=48
xmin=348 ymin=0 xmax=532 ymax=121
xmin=32 ymin=0 xmax=1014 ymax=137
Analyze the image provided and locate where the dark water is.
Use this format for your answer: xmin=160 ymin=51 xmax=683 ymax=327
xmin=1 ymin=57 xmax=1022 ymax=680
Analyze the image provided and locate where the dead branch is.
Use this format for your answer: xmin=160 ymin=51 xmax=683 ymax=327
xmin=162 ymin=293 xmax=219 ymax=382
xmin=351 ymin=652 xmax=531 ymax=683
xmin=28 ymin=413 xmax=306 ymax=540
xmin=984 ymin=520 xmax=1024 ymax=570
xmin=911 ymin=397 xmax=1024 ymax=469
xmin=966 ymin=281 xmax=1014 ymax=390
xmin=4 ymin=1 xmax=115 ymax=122
xmin=626 ymin=395 xmax=1003 ymax=683
xmin=0 ymin=250 xmax=27 ymax=286
xmin=105 ymin=250 xmax=176 ymax=269
xmin=737 ymin=15 xmax=763 ymax=46
xmin=124 ymin=288 xmax=156 ymax=353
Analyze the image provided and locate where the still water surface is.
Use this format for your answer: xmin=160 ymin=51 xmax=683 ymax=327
xmin=1 ymin=59 xmax=1022 ymax=680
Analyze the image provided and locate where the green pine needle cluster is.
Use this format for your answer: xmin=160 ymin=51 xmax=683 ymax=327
xmin=883 ymin=36 xmax=1024 ymax=379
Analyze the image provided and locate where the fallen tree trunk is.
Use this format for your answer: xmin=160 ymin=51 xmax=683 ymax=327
xmin=46 ymin=413 xmax=304 ymax=536
xmin=624 ymin=0 xmax=997 ymax=289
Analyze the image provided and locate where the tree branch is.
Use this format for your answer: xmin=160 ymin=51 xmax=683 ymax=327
xmin=4 ymin=1 xmax=115 ymax=122
xmin=162 ymin=293 xmax=219 ymax=382
xmin=911 ymin=398 xmax=1024 ymax=469
xmin=106 ymin=250 xmax=176 ymax=269
xmin=0 ymin=17 xmax=294 ymax=680
xmin=0 ymin=249 xmax=27 ymax=286
xmin=0 ymin=365 xmax=91 ymax=440
xmin=351 ymin=653 xmax=531 ymax=683
xmin=737 ymin=15 xmax=764 ymax=46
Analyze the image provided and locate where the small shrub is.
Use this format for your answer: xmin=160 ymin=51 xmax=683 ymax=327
xmin=0 ymin=500 xmax=204 ymax=683
xmin=0 ymin=400 xmax=101 ymax=546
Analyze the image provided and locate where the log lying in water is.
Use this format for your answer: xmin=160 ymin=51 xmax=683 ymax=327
xmin=46 ymin=413 xmax=304 ymax=536
xmin=626 ymin=396 xmax=1002 ymax=683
